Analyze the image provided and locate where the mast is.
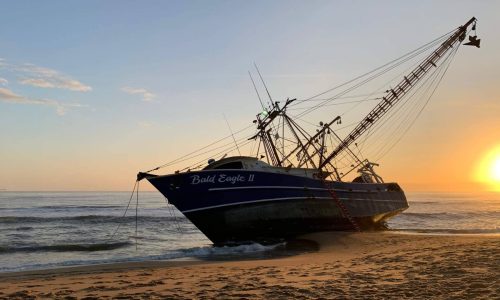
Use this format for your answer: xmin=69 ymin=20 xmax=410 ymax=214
xmin=251 ymin=99 xmax=296 ymax=167
xmin=318 ymin=17 xmax=477 ymax=169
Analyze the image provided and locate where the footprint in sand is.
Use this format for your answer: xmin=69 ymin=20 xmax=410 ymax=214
xmin=117 ymin=280 xmax=132 ymax=284
xmin=7 ymin=290 xmax=36 ymax=300
xmin=54 ymin=289 xmax=75 ymax=296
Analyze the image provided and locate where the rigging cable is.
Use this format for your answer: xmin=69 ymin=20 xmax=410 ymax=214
xmin=292 ymin=32 xmax=452 ymax=118
xmin=306 ymin=41 xmax=456 ymax=177
xmin=143 ymin=27 xmax=464 ymax=175
xmin=294 ymin=30 xmax=453 ymax=103
xmin=146 ymin=124 xmax=255 ymax=172
xmin=362 ymin=43 xmax=460 ymax=158
xmin=374 ymin=45 xmax=461 ymax=161
xmin=254 ymin=62 xmax=274 ymax=104
xmin=338 ymin=42 xmax=442 ymax=122
xmin=109 ymin=180 xmax=138 ymax=241
xmin=292 ymin=30 xmax=455 ymax=106
xmin=249 ymin=71 xmax=265 ymax=110
xmin=182 ymin=138 xmax=255 ymax=171
xmin=135 ymin=180 xmax=139 ymax=251
xmin=355 ymin=56 xmax=445 ymax=153
xmin=157 ymin=132 xmax=256 ymax=171
xmin=336 ymin=31 xmax=458 ymax=166
xmin=223 ymin=114 xmax=242 ymax=156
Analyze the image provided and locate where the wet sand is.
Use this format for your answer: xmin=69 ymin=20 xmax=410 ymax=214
xmin=0 ymin=232 xmax=498 ymax=299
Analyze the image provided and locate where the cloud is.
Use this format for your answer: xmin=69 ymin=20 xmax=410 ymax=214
xmin=0 ymin=78 xmax=7 ymax=85
xmin=18 ymin=78 xmax=53 ymax=88
xmin=121 ymin=86 xmax=156 ymax=102
xmin=0 ymin=87 xmax=84 ymax=116
xmin=138 ymin=121 xmax=154 ymax=128
xmin=16 ymin=64 xmax=92 ymax=92
xmin=0 ymin=61 xmax=91 ymax=92
xmin=0 ymin=88 xmax=23 ymax=101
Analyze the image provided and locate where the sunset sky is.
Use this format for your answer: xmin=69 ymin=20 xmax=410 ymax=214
xmin=1 ymin=0 xmax=499 ymax=192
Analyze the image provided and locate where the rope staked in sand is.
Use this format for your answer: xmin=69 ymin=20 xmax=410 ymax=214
xmin=0 ymin=232 xmax=498 ymax=299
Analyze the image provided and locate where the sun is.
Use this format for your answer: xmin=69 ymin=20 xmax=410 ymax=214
xmin=492 ymin=157 xmax=500 ymax=182
xmin=475 ymin=145 xmax=500 ymax=191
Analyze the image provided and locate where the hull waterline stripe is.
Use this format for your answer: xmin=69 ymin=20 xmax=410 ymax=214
xmin=181 ymin=197 xmax=330 ymax=213
xmin=208 ymin=186 xmax=384 ymax=193
xmin=180 ymin=196 xmax=404 ymax=213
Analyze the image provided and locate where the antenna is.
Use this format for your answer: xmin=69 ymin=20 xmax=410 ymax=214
xmin=254 ymin=62 xmax=273 ymax=104
xmin=248 ymin=71 xmax=265 ymax=110
xmin=223 ymin=114 xmax=241 ymax=156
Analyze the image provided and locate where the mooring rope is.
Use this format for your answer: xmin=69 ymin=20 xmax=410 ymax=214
xmin=109 ymin=180 xmax=138 ymax=241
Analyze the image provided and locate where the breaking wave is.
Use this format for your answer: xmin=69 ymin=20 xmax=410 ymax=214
xmin=180 ymin=243 xmax=281 ymax=258
xmin=0 ymin=242 xmax=132 ymax=254
xmin=0 ymin=215 xmax=181 ymax=224
xmin=0 ymin=242 xmax=283 ymax=273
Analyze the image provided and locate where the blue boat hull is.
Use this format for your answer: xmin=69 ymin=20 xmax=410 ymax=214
xmin=147 ymin=169 xmax=407 ymax=244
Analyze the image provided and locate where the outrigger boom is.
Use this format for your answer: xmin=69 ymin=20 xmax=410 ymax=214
xmin=319 ymin=17 xmax=478 ymax=169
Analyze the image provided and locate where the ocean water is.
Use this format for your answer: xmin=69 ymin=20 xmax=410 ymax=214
xmin=388 ymin=192 xmax=500 ymax=234
xmin=0 ymin=191 xmax=498 ymax=273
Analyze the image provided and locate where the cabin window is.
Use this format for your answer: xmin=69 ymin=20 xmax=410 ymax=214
xmin=213 ymin=161 xmax=244 ymax=169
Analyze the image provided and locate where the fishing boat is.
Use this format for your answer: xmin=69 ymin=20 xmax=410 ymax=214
xmin=138 ymin=17 xmax=479 ymax=245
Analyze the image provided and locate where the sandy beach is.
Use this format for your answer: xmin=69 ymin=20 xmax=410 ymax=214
xmin=0 ymin=232 xmax=498 ymax=299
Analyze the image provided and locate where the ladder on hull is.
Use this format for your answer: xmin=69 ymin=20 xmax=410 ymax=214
xmin=321 ymin=179 xmax=361 ymax=231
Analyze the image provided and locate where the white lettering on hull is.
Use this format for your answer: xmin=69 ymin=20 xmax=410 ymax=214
xmin=190 ymin=174 xmax=255 ymax=185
